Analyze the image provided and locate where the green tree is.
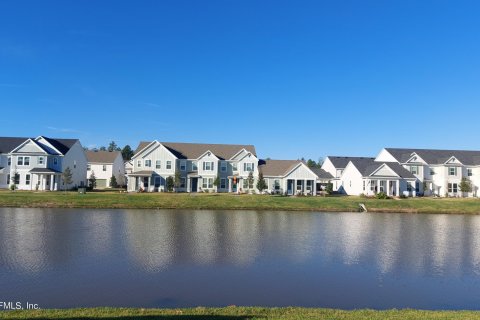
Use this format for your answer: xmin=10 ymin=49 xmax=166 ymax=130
xmin=306 ymin=159 xmax=317 ymax=168
xmin=247 ymin=171 xmax=254 ymax=189
xmin=62 ymin=166 xmax=73 ymax=192
xmin=317 ymin=157 xmax=324 ymax=168
xmin=256 ymin=172 xmax=267 ymax=193
xmin=88 ymin=171 xmax=97 ymax=190
xmin=121 ymin=145 xmax=134 ymax=160
xmin=213 ymin=176 xmax=220 ymax=192
xmin=10 ymin=171 xmax=18 ymax=191
xmin=460 ymin=177 xmax=472 ymax=197
xmin=325 ymin=182 xmax=333 ymax=195
xmin=166 ymin=176 xmax=174 ymax=192
xmin=108 ymin=141 xmax=121 ymax=152
xmin=173 ymin=171 xmax=181 ymax=191
xmin=99 ymin=146 xmax=107 ymax=151
xmin=110 ymin=175 xmax=118 ymax=188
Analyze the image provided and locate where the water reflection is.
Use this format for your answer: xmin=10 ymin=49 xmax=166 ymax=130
xmin=2 ymin=208 xmax=480 ymax=308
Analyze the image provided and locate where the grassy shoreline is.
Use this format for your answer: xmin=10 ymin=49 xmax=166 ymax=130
xmin=2 ymin=307 xmax=480 ymax=320
xmin=0 ymin=191 xmax=479 ymax=214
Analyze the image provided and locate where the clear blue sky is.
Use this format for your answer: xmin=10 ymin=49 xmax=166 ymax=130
xmin=1 ymin=1 xmax=480 ymax=160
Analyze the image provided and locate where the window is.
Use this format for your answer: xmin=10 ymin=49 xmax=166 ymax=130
xmin=156 ymin=160 xmax=161 ymax=169
xmin=232 ymin=162 xmax=238 ymax=171
xmin=448 ymin=183 xmax=458 ymax=194
xmin=26 ymin=174 xmax=30 ymax=185
xmin=407 ymin=182 xmax=412 ymax=192
xmin=8 ymin=157 xmax=11 ymax=166
xmin=363 ymin=180 xmax=366 ymax=191
xmin=102 ymin=165 xmax=107 ymax=171
xmin=166 ymin=161 xmax=172 ymax=170
xmin=370 ymin=180 xmax=376 ymax=192
xmin=13 ymin=174 xmax=19 ymax=185
xmin=409 ymin=166 xmax=419 ymax=175
xmin=244 ymin=162 xmax=254 ymax=172
xmin=87 ymin=164 xmax=91 ymax=171
xmin=468 ymin=168 xmax=473 ymax=177
xmin=243 ymin=179 xmax=248 ymax=189
xmin=220 ymin=178 xmax=226 ymax=189
xmin=221 ymin=162 xmax=227 ymax=172
xmin=449 ymin=167 xmax=457 ymax=176
xmin=274 ymin=179 xmax=280 ymax=190
xmin=137 ymin=160 xmax=142 ymax=167
xmin=180 ymin=177 xmax=186 ymax=188
xmin=53 ymin=158 xmax=58 ymax=165
xmin=430 ymin=169 xmax=435 ymax=175
xmin=306 ymin=180 xmax=313 ymax=191
xmin=145 ymin=160 xmax=151 ymax=167
xmin=17 ymin=157 xmax=24 ymax=165
xmin=73 ymin=160 xmax=76 ymax=169
xmin=379 ymin=180 xmax=385 ymax=192
xmin=202 ymin=178 xmax=213 ymax=189
xmin=296 ymin=180 xmax=303 ymax=191
xmin=203 ymin=161 xmax=214 ymax=171
xmin=180 ymin=160 xmax=186 ymax=171
xmin=192 ymin=161 xmax=198 ymax=171
xmin=24 ymin=157 xmax=30 ymax=166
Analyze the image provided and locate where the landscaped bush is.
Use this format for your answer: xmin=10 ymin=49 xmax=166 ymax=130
xmin=375 ymin=192 xmax=390 ymax=199
xmin=399 ymin=194 xmax=407 ymax=199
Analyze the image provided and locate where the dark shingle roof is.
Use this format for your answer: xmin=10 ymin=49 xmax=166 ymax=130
xmin=41 ymin=137 xmax=78 ymax=155
xmin=348 ymin=158 xmax=416 ymax=179
xmin=310 ymin=167 xmax=334 ymax=179
xmin=326 ymin=156 xmax=375 ymax=169
xmin=134 ymin=141 xmax=256 ymax=160
xmin=86 ymin=150 xmax=121 ymax=164
xmin=0 ymin=137 xmax=29 ymax=153
xmin=385 ymin=148 xmax=480 ymax=166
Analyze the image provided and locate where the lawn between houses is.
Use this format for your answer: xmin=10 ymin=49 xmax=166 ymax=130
xmin=2 ymin=307 xmax=480 ymax=320
xmin=0 ymin=190 xmax=480 ymax=213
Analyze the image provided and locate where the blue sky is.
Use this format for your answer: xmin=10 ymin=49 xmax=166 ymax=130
xmin=1 ymin=1 xmax=480 ymax=160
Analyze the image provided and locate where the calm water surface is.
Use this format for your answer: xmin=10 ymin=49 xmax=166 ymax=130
xmin=1 ymin=208 xmax=480 ymax=309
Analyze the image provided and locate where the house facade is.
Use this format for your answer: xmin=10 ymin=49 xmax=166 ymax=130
xmin=86 ymin=151 xmax=126 ymax=188
xmin=0 ymin=136 xmax=87 ymax=191
xmin=322 ymin=156 xmax=375 ymax=192
xmin=128 ymin=141 xmax=258 ymax=193
xmin=376 ymin=148 xmax=480 ymax=197
xmin=258 ymin=160 xmax=333 ymax=195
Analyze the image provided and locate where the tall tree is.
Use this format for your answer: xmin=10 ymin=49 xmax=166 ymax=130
xmin=166 ymin=176 xmax=174 ymax=192
xmin=62 ymin=167 xmax=73 ymax=192
xmin=88 ymin=171 xmax=97 ymax=190
xmin=460 ymin=177 xmax=472 ymax=197
xmin=247 ymin=171 xmax=254 ymax=189
xmin=173 ymin=171 xmax=181 ymax=191
xmin=108 ymin=141 xmax=119 ymax=152
xmin=213 ymin=176 xmax=220 ymax=192
xmin=121 ymin=145 xmax=134 ymax=160
xmin=256 ymin=172 xmax=267 ymax=193
xmin=99 ymin=146 xmax=107 ymax=151
xmin=110 ymin=175 xmax=118 ymax=188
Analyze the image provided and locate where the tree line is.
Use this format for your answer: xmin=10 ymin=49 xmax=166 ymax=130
xmin=84 ymin=141 xmax=134 ymax=161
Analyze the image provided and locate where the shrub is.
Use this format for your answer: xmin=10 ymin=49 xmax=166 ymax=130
xmin=325 ymin=183 xmax=333 ymax=194
xmin=376 ymin=192 xmax=390 ymax=199
xmin=399 ymin=194 xmax=407 ymax=199
xmin=9 ymin=184 xmax=15 ymax=191
xmin=359 ymin=193 xmax=367 ymax=198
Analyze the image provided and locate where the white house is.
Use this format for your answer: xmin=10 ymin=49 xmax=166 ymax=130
xmin=128 ymin=141 xmax=258 ymax=193
xmin=322 ymin=156 xmax=375 ymax=192
xmin=0 ymin=136 xmax=87 ymax=191
xmin=86 ymin=151 xmax=126 ymax=188
xmin=258 ymin=160 xmax=333 ymax=195
xmin=376 ymin=148 xmax=480 ymax=197
xmin=340 ymin=157 xmax=418 ymax=197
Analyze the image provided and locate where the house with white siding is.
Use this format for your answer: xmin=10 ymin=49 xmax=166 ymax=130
xmin=0 ymin=136 xmax=87 ymax=190
xmin=258 ymin=160 xmax=333 ymax=195
xmin=128 ymin=141 xmax=258 ymax=193
xmin=376 ymin=148 xmax=480 ymax=197
xmin=86 ymin=151 xmax=125 ymax=188
xmin=322 ymin=156 xmax=375 ymax=192
xmin=340 ymin=157 xmax=418 ymax=197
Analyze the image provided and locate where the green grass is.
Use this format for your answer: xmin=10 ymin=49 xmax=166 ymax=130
xmin=2 ymin=307 xmax=480 ymax=320
xmin=0 ymin=190 xmax=479 ymax=214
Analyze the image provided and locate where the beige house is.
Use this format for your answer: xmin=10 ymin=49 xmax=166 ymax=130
xmin=86 ymin=151 xmax=125 ymax=188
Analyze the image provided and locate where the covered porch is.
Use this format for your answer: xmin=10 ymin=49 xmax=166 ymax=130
xmin=365 ymin=178 xmax=400 ymax=197
xmin=285 ymin=178 xmax=316 ymax=196
xmin=127 ymin=170 xmax=155 ymax=192
xmin=30 ymin=168 xmax=62 ymax=191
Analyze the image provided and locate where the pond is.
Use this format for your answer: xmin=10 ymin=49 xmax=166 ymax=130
xmin=1 ymin=208 xmax=480 ymax=309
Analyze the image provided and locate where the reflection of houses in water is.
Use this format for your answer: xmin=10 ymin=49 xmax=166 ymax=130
xmin=337 ymin=213 xmax=374 ymax=265
xmin=469 ymin=217 xmax=480 ymax=275
xmin=376 ymin=214 xmax=401 ymax=275
xmin=82 ymin=211 xmax=114 ymax=255
xmin=224 ymin=211 xmax=261 ymax=266
xmin=189 ymin=211 xmax=219 ymax=265
xmin=126 ymin=212 xmax=176 ymax=272
xmin=0 ymin=209 xmax=50 ymax=273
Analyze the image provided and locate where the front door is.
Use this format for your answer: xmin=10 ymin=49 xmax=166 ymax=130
xmin=191 ymin=178 xmax=198 ymax=192
xmin=287 ymin=179 xmax=294 ymax=195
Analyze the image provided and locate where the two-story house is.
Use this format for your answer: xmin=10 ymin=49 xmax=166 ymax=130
xmin=322 ymin=156 xmax=375 ymax=192
xmin=128 ymin=141 xmax=257 ymax=193
xmin=0 ymin=136 xmax=87 ymax=191
xmin=86 ymin=151 xmax=126 ymax=188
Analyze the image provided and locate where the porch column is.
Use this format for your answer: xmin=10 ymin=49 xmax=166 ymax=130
xmin=148 ymin=177 xmax=151 ymax=192
xmin=386 ymin=179 xmax=390 ymax=196
xmin=228 ymin=178 xmax=232 ymax=192
xmin=50 ymin=175 xmax=54 ymax=191
xmin=187 ymin=177 xmax=191 ymax=193
xmin=396 ymin=180 xmax=400 ymax=197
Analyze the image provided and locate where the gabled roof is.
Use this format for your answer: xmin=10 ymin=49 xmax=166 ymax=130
xmin=309 ymin=167 xmax=334 ymax=179
xmin=40 ymin=137 xmax=78 ymax=155
xmin=348 ymin=157 xmax=416 ymax=179
xmin=258 ymin=160 xmax=302 ymax=177
xmin=326 ymin=156 xmax=375 ymax=169
xmin=385 ymin=148 xmax=480 ymax=166
xmin=86 ymin=150 xmax=121 ymax=164
xmin=134 ymin=141 xmax=256 ymax=160
xmin=0 ymin=137 xmax=29 ymax=154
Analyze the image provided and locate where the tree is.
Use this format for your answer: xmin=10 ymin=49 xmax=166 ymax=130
xmin=247 ymin=171 xmax=254 ymax=189
xmin=460 ymin=177 xmax=472 ymax=197
xmin=173 ymin=171 xmax=181 ymax=191
xmin=10 ymin=171 xmax=18 ymax=191
xmin=256 ymin=172 xmax=267 ymax=193
xmin=317 ymin=157 xmax=324 ymax=168
xmin=88 ymin=171 xmax=97 ymax=190
xmin=121 ymin=145 xmax=134 ymax=160
xmin=213 ymin=176 xmax=220 ymax=192
xmin=99 ymin=146 xmax=107 ymax=151
xmin=62 ymin=166 xmax=73 ymax=192
xmin=325 ymin=183 xmax=333 ymax=195
xmin=166 ymin=176 xmax=174 ymax=192
xmin=306 ymin=159 xmax=317 ymax=168
xmin=108 ymin=141 xmax=121 ymax=152
xmin=110 ymin=175 xmax=118 ymax=188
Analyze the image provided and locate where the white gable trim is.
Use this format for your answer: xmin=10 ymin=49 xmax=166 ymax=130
xmin=341 ymin=161 xmax=362 ymax=179
xmin=368 ymin=163 xmax=400 ymax=178
xmin=405 ymin=152 xmax=426 ymax=164
xmin=10 ymin=138 xmax=47 ymax=154
xmin=35 ymin=136 xmax=63 ymax=155
xmin=229 ymin=148 xmax=249 ymax=160
xmin=132 ymin=140 xmax=159 ymax=159
xmin=444 ymin=156 xmax=463 ymax=165
xmin=283 ymin=162 xmax=318 ymax=178
xmin=197 ymin=150 xmax=219 ymax=161
xmin=237 ymin=151 xmax=258 ymax=162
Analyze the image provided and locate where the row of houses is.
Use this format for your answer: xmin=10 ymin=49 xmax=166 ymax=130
xmin=1 ymin=136 xmax=479 ymax=197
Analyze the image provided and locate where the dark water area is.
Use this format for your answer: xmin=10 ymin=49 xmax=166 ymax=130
xmin=1 ymin=208 xmax=480 ymax=309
